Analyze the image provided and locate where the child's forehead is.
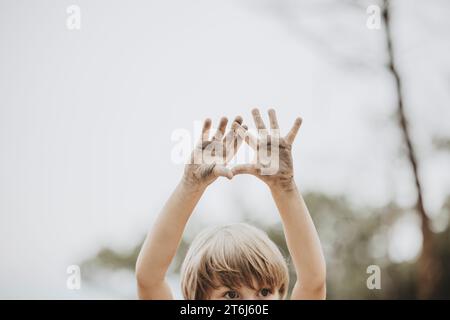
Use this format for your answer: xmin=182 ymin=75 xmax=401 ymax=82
xmin=212 ymin=276 xmax=269 ymax=290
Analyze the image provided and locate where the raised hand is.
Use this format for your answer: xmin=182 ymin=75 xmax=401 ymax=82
xmin=137 ymin=115 xmax=246 ymax=300
xmin=183 ymin=116 xmax=246 ymax=189
xmin=232 ymin=108 xmax=302 ymax=191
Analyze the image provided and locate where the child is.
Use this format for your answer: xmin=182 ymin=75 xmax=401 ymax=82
xmin=135 ymin=109 xmax=326 ymax=300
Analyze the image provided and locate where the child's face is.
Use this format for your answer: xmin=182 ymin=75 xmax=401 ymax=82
xmin=208 ymin=285 xmax=280 ymax=300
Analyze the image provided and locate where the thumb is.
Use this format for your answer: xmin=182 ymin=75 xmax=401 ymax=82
xmin=231 ymin=164 xmax=259 ymax=176
xmin=213 ymin=165 xmax=234 ymax=180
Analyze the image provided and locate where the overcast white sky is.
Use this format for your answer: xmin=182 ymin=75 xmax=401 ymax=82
xmin=0 ymin=0 xmax=449 ymax=298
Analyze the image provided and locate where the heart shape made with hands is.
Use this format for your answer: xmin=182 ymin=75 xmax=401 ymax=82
xmin=186 ymin=108 xmax=302 ymax=187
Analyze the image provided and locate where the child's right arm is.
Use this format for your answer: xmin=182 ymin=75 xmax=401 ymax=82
xmin=135 ymin=116 xmax=244 ymax=299
xmin=135 ymin=180 xmax=206 ymax=299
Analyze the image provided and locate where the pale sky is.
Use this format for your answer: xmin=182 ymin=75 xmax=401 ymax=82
xmin=0 ymin=0 xmax=449 ymax=298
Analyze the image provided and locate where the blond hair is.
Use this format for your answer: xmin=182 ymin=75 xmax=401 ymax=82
xmin=180 ymin=223 xmax=289 ymax=300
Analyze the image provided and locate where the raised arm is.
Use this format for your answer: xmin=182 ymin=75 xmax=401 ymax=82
xmin=232 ymin=108 xmax=326 ymax=300
xmin=135 ymin=116 xmax=244 ymax=299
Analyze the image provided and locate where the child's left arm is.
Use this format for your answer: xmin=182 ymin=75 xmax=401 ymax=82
xmin=270 ymin=182 xmax=326 ymax=299
xmin=232 ymin=108 xmax=326 ymax=300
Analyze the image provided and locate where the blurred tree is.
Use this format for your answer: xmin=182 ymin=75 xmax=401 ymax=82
xmin=245 ymin=0 xmax=448 ymax=298
xmin=382 ymin=0 xmax=442 ymax=299
xmin=433 ymin=136 xmax=450 ymax=152
xmin=81 ymin=193 xmax=450 ymax=299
